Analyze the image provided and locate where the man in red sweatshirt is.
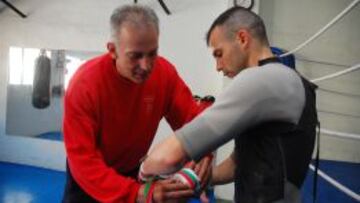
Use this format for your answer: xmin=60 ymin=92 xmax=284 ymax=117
xmin=62 ymin=4 xmax=212 ymax=203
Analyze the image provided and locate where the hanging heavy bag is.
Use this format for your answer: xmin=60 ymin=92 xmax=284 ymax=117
xmin=32 ymin=52 xmax=51 ymax=109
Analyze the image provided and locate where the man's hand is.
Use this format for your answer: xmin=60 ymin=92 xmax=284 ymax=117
xmin=185 ymin=155 xmax=213 ymax=189
xmin=137 ymin=179 xmax=194 ymax=203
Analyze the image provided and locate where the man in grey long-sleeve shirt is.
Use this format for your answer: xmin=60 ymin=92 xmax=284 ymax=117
xmin=141 ymin=7 xmax=318 ymax=203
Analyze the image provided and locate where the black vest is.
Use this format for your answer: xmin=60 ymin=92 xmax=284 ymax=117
xmin=234 ymin=63 xmax=318 ymax=203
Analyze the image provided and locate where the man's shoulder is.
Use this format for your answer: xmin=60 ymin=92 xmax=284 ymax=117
xmin=153 ymin=56 xmax=178 ymax=77
xmin=239 ymin=64 xmax=301 ymax=86
xmin=230 ymin=64 xmax=305 ymax=104
xmin=247 ymin=63 xmax=296 ymax=75
xmin=155 ymin=56 xmax=175 ymax=70
xmin=72 ymin=53 xmax=109 ymax=80
xmin=67 ymin=53 xmax=109 ymax=93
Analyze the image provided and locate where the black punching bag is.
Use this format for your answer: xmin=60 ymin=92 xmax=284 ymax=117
xmin=32 ymin=51 xmax=51 ymax=109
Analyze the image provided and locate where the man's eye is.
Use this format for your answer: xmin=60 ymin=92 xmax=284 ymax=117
xmin=214 ymin=53 xmax=222 ymax=58
xmin=128 ymin=53 xmax=143 ymax=60
xmin=213 ymin=50 xmax=222 ymax=58
xmin=148 ymin=50 xmax=158 ymax=58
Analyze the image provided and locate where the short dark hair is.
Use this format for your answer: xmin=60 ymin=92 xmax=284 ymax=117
xmin=206 ymin=6 xmax=269 ymax=46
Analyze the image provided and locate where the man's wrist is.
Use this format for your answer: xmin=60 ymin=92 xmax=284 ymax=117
xmin=136 ymin=184 xmax=146 ymax=203
xmin=137 ymin=180 xmax=155 ymax=203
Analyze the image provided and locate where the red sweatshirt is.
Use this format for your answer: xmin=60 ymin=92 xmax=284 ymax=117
xmin=63 ymin=53 xmax=204 ymax=202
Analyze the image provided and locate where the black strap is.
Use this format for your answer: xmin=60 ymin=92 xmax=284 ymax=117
xmin=258 ymin=57 xmax=281 ymax=66
xmin=313 ymin=121 xmax=321 ymax=203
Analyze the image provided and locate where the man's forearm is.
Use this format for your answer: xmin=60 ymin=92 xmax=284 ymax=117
xmin=142 ymin=134 xmax=190 ymax=176
xmin=211 ymin=151 xmax=236 ymax=185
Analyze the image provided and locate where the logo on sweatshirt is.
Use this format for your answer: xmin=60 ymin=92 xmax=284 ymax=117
xmin=144 ymin=96 xmax=154 ymax=114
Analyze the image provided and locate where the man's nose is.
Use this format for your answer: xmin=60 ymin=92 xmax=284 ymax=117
xmin=216 ymin=59 xmax=223 ymax=72
xmin=139 ymin=57 xmax=152 ymax=71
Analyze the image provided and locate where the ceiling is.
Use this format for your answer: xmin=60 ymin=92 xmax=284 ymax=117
xmin=0 ymin=0 xmax=24 ymax=16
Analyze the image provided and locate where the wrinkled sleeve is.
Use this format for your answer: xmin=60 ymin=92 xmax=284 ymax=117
xmin=63 ymin=81 xmax=140 ymax=203
xmin=176 ymin=67 xmax=305 ymax=161
xmin=163 ymin=64 xmax=207 ymax=130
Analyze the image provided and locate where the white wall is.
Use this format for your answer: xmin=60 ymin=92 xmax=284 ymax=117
xmin=260 ymin=0 xmax=360 ymax=163
xmin=0 ymin=0 xmax=226 ymax=170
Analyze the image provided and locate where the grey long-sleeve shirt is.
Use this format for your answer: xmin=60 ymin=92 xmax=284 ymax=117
xmin=176 ymin=63 xmax=305 ymax=161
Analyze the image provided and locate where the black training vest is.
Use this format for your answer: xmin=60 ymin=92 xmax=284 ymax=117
xmin=234 ymin=59 xmax=318 ymax=203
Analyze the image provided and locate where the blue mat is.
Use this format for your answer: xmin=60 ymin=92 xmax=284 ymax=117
xmin=0 ymin=162 xmax=65 ymax=203
xmin=1 ymin=160 xmax=358 ymax=203
xmin=301 ymin=160 xmax=359 ymax=203
xmin=0 ymin=162 xmax=214 ymax=203
xmin=37 ymin=131 xmax=63 ymax=141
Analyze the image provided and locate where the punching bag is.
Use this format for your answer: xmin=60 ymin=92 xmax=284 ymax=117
xmin=271 ymin=46 xmax=296 ymax=69
xmin=32 ymin=50 xmax=51 ymax=109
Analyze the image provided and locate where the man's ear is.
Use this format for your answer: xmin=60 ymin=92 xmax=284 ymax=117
xmin=236 ymin=29 xmax=251 ymax=49
xmin=107 ymin=42 xmax=117 ymax=59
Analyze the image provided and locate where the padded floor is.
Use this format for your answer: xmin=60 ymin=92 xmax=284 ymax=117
xmin=0 ymin=160 xmax=358 ymax=203
xmin=301 ymin=160 xmax=359 ymax=203
xmin=0 ymin=162 xmax=65 ymax=203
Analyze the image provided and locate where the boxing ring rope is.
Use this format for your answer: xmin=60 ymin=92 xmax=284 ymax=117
xmin=280 ymin=0 xmax=360 ymax=57
xmin=309 ymin=164 xmax=360 ymax=201
xmin=318 ymin=87 xmax=360 ymax=98
xmin=308 ymin=66 xmax=360 ymax=201
xmin=307 ymin=63 xmax=360 ymax=201
xmin=274 ymin=0 xmax=360 ymax=200
xmin=310 ymin=63 xmax=360 ymax=83
xmin=309 ymin=64 xmax=360 ymax=141
xmin=296 ymin=56 xmax=350 ymax=68
xmin=318 ymin=128 xmax=360 ymax=141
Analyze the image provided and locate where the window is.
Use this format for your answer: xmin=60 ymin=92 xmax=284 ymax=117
xmin=9 ymin=46 xmax=51 ymax=85
xmin=64 ymin=55 xmax=85 ymax=89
